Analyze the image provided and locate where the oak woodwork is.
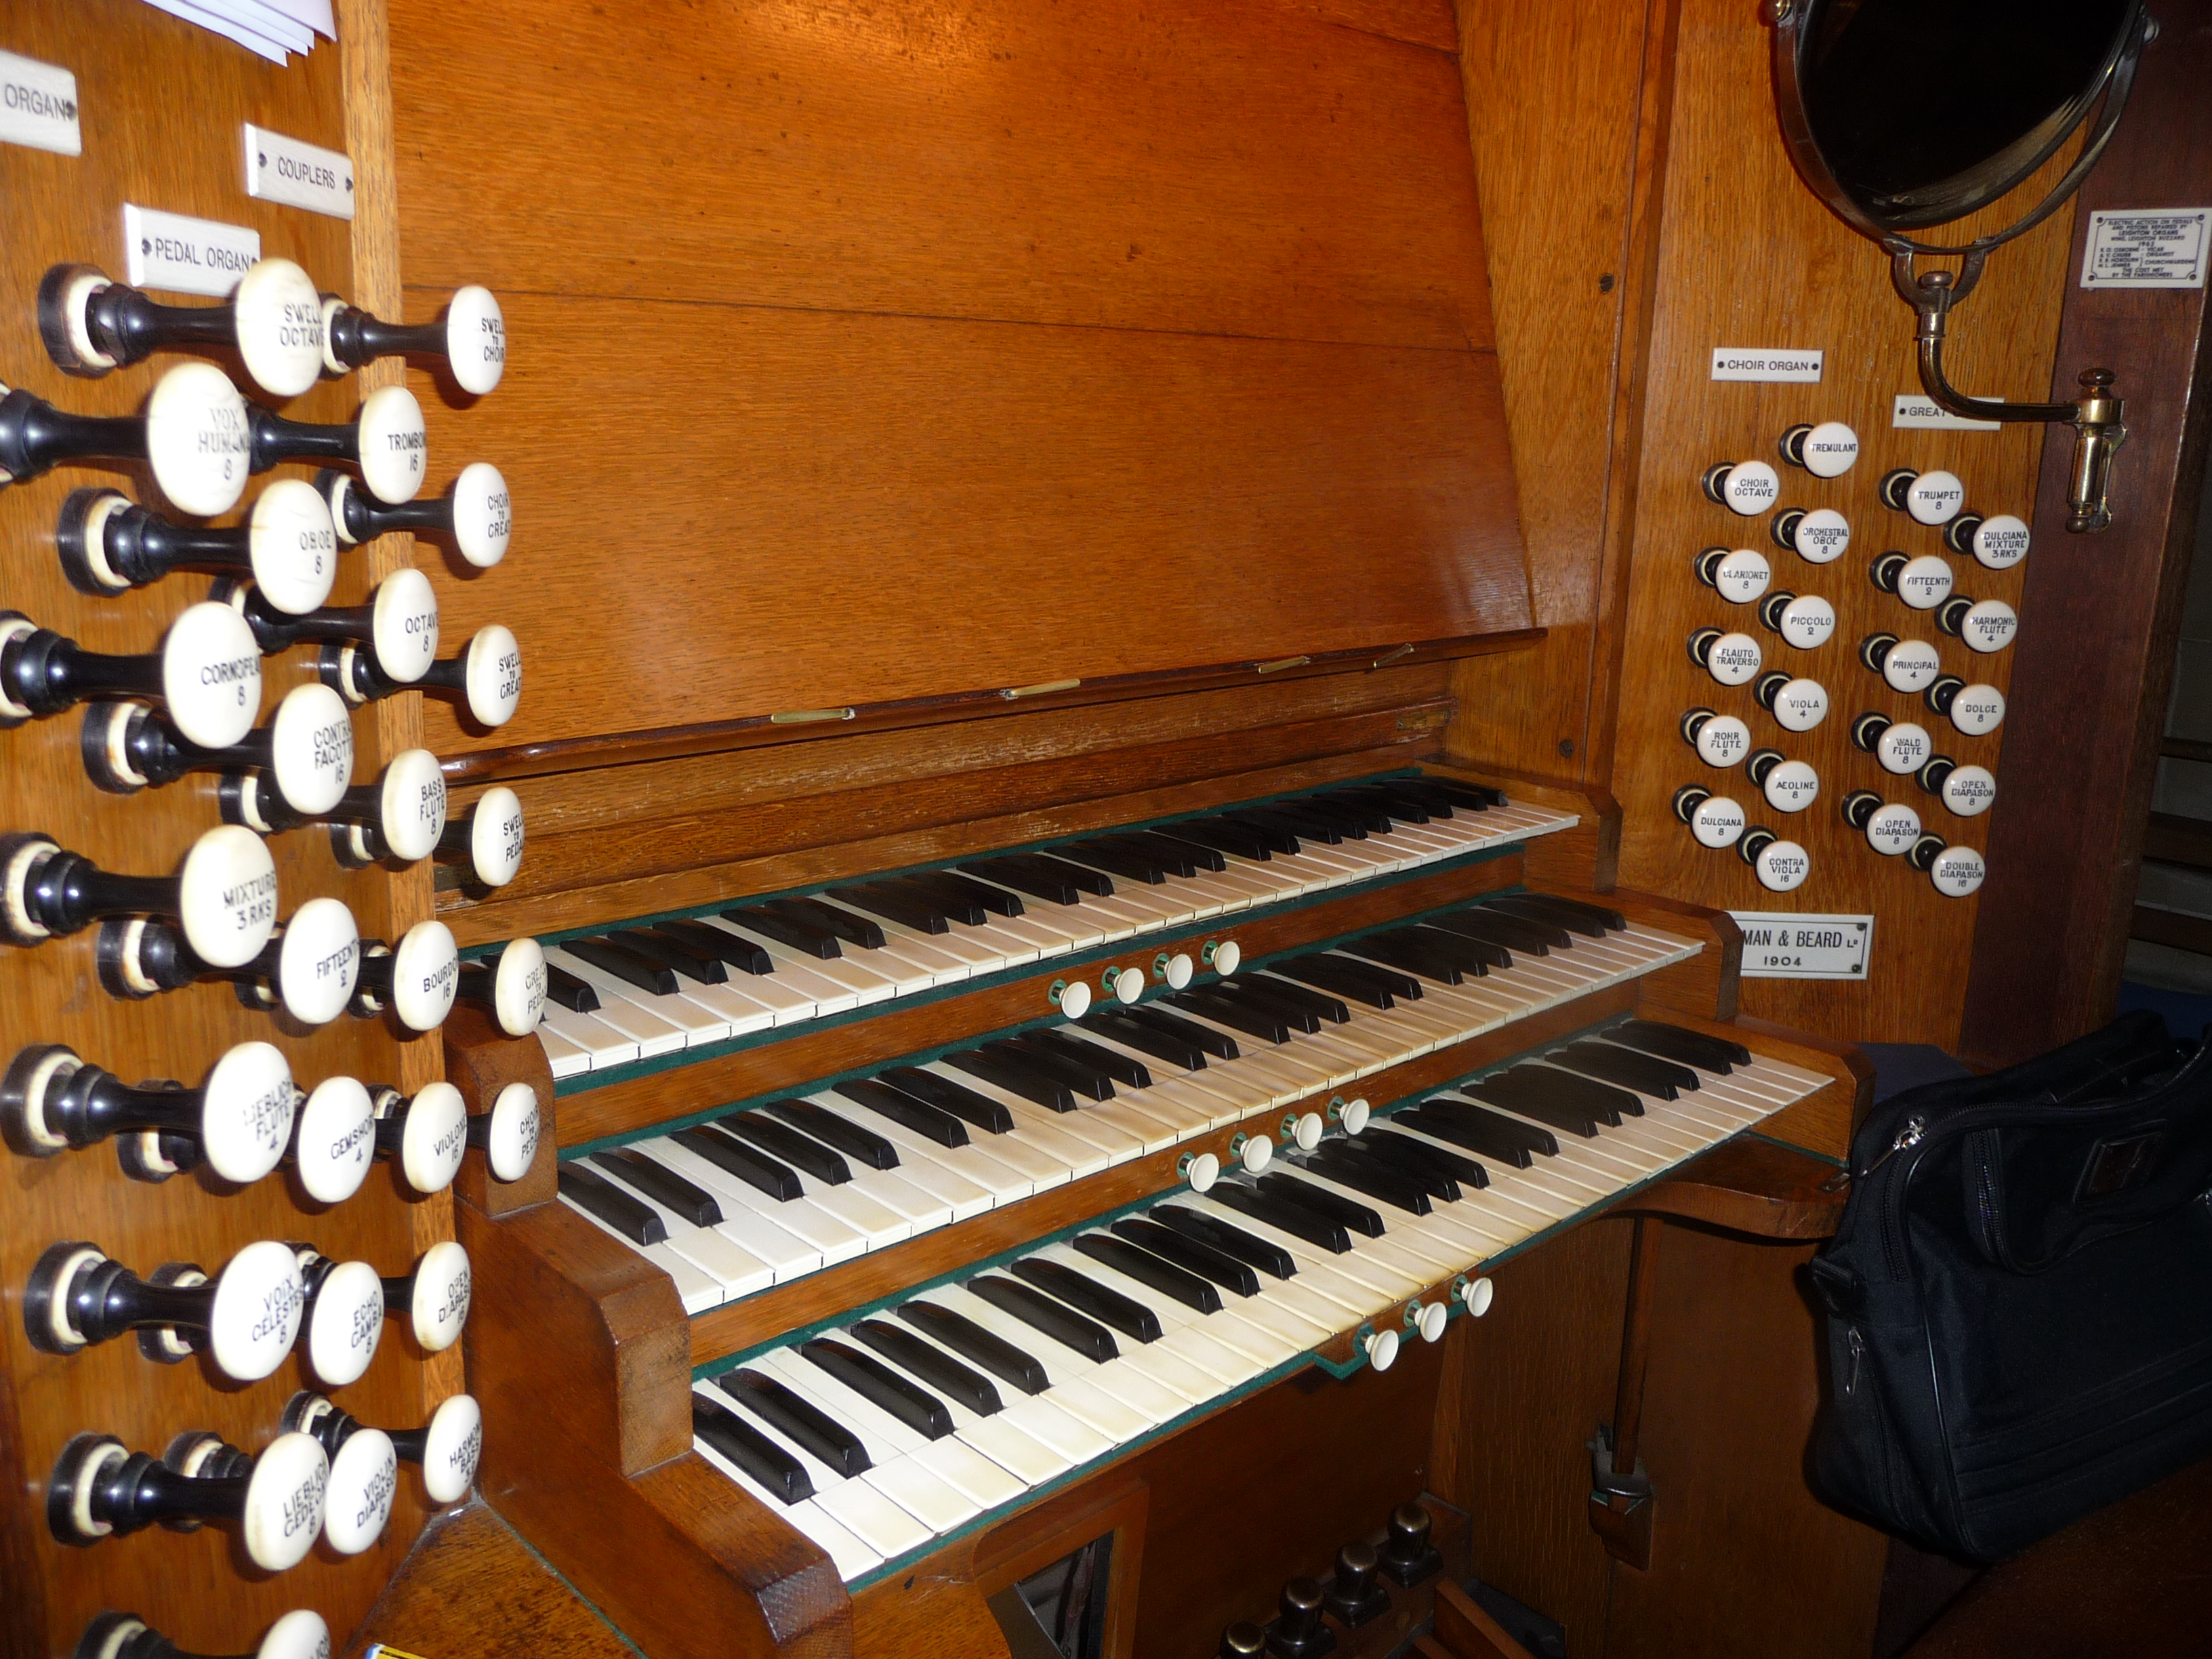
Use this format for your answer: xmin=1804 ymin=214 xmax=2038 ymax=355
xmin=0 ymin=6 xmax=443 ymax=1658
xmin=1959 ymin=0 xmax=2212 ymax=1069
xmin=1431 ymin=1578 xmax=1540 ymax=1659
xmin=1610 ymin=1138 xmax=1847 ymax=1240
xmin=441 ymin=1004 xmax=556 ymax=1218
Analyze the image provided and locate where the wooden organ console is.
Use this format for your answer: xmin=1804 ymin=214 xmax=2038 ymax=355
xmin=4 ymin=3 xmax=2207 ymax=1659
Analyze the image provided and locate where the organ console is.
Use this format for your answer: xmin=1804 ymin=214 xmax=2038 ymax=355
xmin=5 ymin=3 xmax=2205 ymax=1658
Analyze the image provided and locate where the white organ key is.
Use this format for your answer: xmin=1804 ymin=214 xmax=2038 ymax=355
xmin=545 ymin=949 xmax=732 ymax=1048
xmin=705 ymin=1376 xmax=937 ymax=1559
xmin=583 ymin=1162 xmax=778 ymax=1296
xmin=625 ymin=1138 xmax=828 ymax=1282
xmin=701 ymin=1160 xmax=871 ymax=1265
xmin=543 ymin=991 xmax=678 ymax=1060
xmin=709 ymin=921 xmax=898 ymax=1008
xmin=924 ymin=1288 xmax=1157 ymax=1442
xmin=560 ymin=1195 xmax=724 ymax=1313
xmin=1179 ymin=1195 xmax=1408 ymax=1313
xmin=809 ymin=1092 xmax=1038 ymax=1202
xmin=690 ymin=1420 xmax=884 ymax=1580
xmin=748 ymin=1351 xmax=985 ymax=1534
xmin=535 ymin=1020 xmax=592 ymax=1078
xmin=958 ymin=882 xmax=1108 ymax=951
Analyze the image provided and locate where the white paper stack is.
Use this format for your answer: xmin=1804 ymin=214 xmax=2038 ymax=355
xmin=140 ymin=0 xmax=333 ymax=65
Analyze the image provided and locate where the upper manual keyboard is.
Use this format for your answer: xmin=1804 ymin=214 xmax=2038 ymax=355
xmin=521 ymin=774 xmax=1577 ymax=1078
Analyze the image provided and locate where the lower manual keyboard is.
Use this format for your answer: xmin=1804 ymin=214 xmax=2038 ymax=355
xmin=556 ymin=895 xmax=1707 ymax=1312
xmin=683 ymin=1016 xmax=1831 ymax=1584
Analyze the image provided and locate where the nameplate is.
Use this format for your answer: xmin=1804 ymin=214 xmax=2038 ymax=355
xmin=124 ymin=203 xmax=262 ymax=298
xmin=2082 ymin=208 xmax=2209 ymax=289
xmin=1729 ymin=912 xmax=1872 ymax=980
xmin=0 ymin=49 xmax=80 ymax=157
xmin=245 ymin=124 xmax=354 ymax=220
xmin=1891 ymin=394 xmax=2001 ymax=432
xmin=1711 ymin=347 xmax=1823 ymax=384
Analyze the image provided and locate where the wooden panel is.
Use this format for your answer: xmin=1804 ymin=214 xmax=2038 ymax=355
xmin=1446 ymin=0 xmax=1673 ymax=780
xmin=1960 ymin=0 xmax=2212 ymax=1069
xmin=350 ymin=1503 xmax=636 ymax=1659
xmin=1595 ymin=0 xmax=2081 ymax=1048
xmin=1291 ymin=0 xmax=1460 ymax=50
xmin=0 ymin=5 xmax=447 ymax=1658
xmin=387 ymin=0 xmax=1490 ymax=352
xmin=407 ymin=293 xmax=1529 ymax=753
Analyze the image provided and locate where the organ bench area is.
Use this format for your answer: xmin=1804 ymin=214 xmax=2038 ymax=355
xmin=19 ymin=0 xmax=2177 ymax=1657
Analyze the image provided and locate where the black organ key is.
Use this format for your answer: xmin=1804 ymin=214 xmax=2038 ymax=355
xmin=942 ymin=1048 xmax=1076 ymax=1112
xmin=716 ymin=1111 xmax=852 ymax=1185
xmin=1166 ymin=987 xmax=1294 ymax=1044
xmin=876 ymin=1067 xmax=1015 ymax=1134
xmin=968 ymin=1273 xmax=1120 ymax=1362
xmin=960 ymin=855 xmax=1106 ymax=905
xmin=832 ymin=1078 xmax=971 ymax=1147
xmin=1012 ymin=1257 xmax=1162 ymax=1342
xmin=1455 ymin=1076 xmax=1599 ymax=1137
xmin=1091 ymin=1010 xmax=1206 ymax=1070
xmin=1425 ymin=907 xmax=1556 ymax=956
xmin=1024 ymin=1027 xmax=1151 ymax=1090
xmin=720 ymin=1369 xmax=871 ymax=1478
xmin=1110 ymin=1216 xmax=1260 ymax=1296
xmin=657 ymin=917 xmax=775 ymax=975
xmin=1305 ymin=1145 xmax=1439 ymax=1212
xmin=1195 ymin=978 xmax=1319 ymax=1032
xmin=801 ymin=1338 xmax=953 ymax=1439
xmin=613 ymin=927 xmax=731 ymax=984
xmin=761 ymin=1098 xmax=901 ymax=1168
xmin=871 ymin=876 xmax=985 ymax=926
xmin=1074 ymin=1232 xmax=1223 ymax=1314
xmin=674 ymin=1124 xmax=804 ymax=1200
xmin=1210 ymin=1181 xmax=1353 ymax=1253
xmin=565 ymin=937 xmax=680 ymax=996
xmin=1257 ymin=801 xmax=1355 ymax=842
xmin=544 ymin=963 xmax=602 ymax=1012
xmin=1269 ymin=954 xmax=1403 ymax=1009
xmin=1399 ymin=925 xmax=1509 ymax=972
xmin=1438 ymin=779 xmax=1506 ymax=809
xmin=1261 ymin=1170 xmax=1389 ymax=1237
xmin=1241 ymin=975 xmax=1350 ymax=1025
xmin=1481 ymin=894 xmax=1616 ymax=939
xmin=1150 ymin=1204 xmax=1297 ymax=1280
xmin=1329 ymin=784 xmax=1428 ymax=824
xmin=897 ymin=1300 xmax=1050 ymax=1396
xmin=1495 ymin=1063 xmax=1641 ymax=1122
xmin=1520 ymin=893 xmax=1628 ymax=933
xmin=1361 ymin=1127 xmax=1486 ymax=1192
xmin=1158 ymin=818 xmax=1273 ymax=862
xmin=694 ymin=1391 xmax=813 ymax=1504
xmin=592 ymin=1148 xmax=722 ymax=1226
xmin=1611 ymin=1019 xmax=1751 ymax=1073
xmin=1548 ymin=1040 xmax=1696 ymax=1099
xmin=1213 ymin=811 xmax=1302 ymax=855
xmin=1404 ymin=1101 xmax=1547 ymax=1166
xmin=767 ymin=895 xmax=885 ymax=950
xmin=1336 ymin=933 xmax=1465 ymax=986
xmin=720 ymin=903 xmax=842 ymax=959
xmin=558 ymin=1161 xmax=666 ymax=1244
xmin=988 ymin=1036 xmax=1115 ymax=1101
xmin=907 ymin=869 xmax=1025 ymax=918
xmin=1301 ymin=795 xmax=1393 ymax=835
xmin=1059 ymin=838 xmax=1168 ymax=885
xmin=827 ymin=881 xmax=954 ymax=935
xmin=1244 ymin=804 xmax=1338 ymax=845
xmin=1123 ymin=1005 xmax=1240 ymax=1061
xmin=1119 ymin=829 xmax=1223 ymax=874
xmin=852 ymin=1316 xmax=1003 ymax=1416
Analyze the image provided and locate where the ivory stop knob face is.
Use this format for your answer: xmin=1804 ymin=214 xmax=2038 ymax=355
xmin=1113 ymin=964 xmax=1143 ymax=1004
xmin=199 ymin=1040 xmax=296 ymax=1184
xmin=399 ymin=1081 xmax=468 ymax=1194
xmin=321 ymin=1428 xmax=397 ymax=1556
xmin=1905 ymin=469 xmax=1966 ymax=525
xmin=1185 ymin=1151 xmax=1220 ymax=1193
xmin=1773 ymin=594 xmax=1835 ymax=649
xmin=293 ymin=1076 xmax=375 ymax=1204
xmin=1929 ymin=844 xmax=1987 ymax=897
xmin=1718 ymin=459 xmax=1780 ymax=515
xmin=1290 ymin=1110 xmax=1324 ymax=1151
xmin=1881 ymin=638 xmax=1942 ymax=694
xmin=1865 ymin=802 xmax=1922 ymax=855
xmin=378 ymin=749 xmax=449 ymax=862
xmin=306 ymin=1258 xmax=383 ymax=1386
xmin=1689 ymin=794 xmax=1746 ymax=847
xmin=278 ymin=897 xmax=362 ymax=1027
xmin=163 ymin=601 xmax=263 ymax=750
xmin=370 ymin=567 xmax=441 ymax=683
xmin=1947 ymin=682 xmax=2005 ymax=736
xmin=411 ymin=1240 xmax=472 ymax=1350
xmin=178 ymin=825 xmax=279 ymax=967
xmin=464 ymin=624 xmax=523 ymax=726
xmin=1416 ymin=1301 xmax=1448 ymax=1342
xmin=1699 ymin=631 xmax=1762 ymax=686
xmin=258 ymin=1611 xmax=331 ymax=1659
xmin=1876 ymin=721 xmax=1931 ymax=775
xmin=239 ymin=1432 xmax=329 ymax=1573
xmin=1958 ymin=598 xmax=2018 ymax=654
xmin=1162 ymin=951 xmax=1193 ymax=989
xmin=1790 ymin=507 xmax=1851 ymax=563
xmin=1364 ymin=1326 xmax=1400 ymax=1372
xmin=1693 ymin=713 xmax=1751 ymax=767
xmin=445 ymin=286 xmax=507 ymax=396
xmin=421 ymin=1392 xmax=484 ymax=1503
xmin=1942 ymin=764 xmax=1997 ymax=817
xmin=206 ymin=1239 xmax=306 ymax=1382
xmin=248 ymin=478 xmax=341 ymax=615
xmin=1057 ymin=979 xmax=1092 ymax=1018
xmin=268 ymin=683 xmax=354 ymax=816
xmin=392 ymin=920 xmax=461 ymax=1032
xmin=1711 ymin=548 xmax=1771 ymax=602
xmin=1894 ymin=555 xmax=1954 ymax=611
xmin=1761 ymin=759 xmax=1820 ymax=814
xmin=1753 ymin=837 xmax=1810 ymax=892
xmin=1770 ymin=677 xmax=1829 ymax=732
xmin=1798 ymin=419 xmax=1860 ymax=477
xmin=491 ymin=935 xmax=547 ymax=1035
xmin=1239 ymin=1134 xmax=1272 ymax=1174
xmin=231 ymin=259 xmax=327 ymax=399
xmin=470 ymin=788 xmax=529 ymax=890
xmin=355 ymin=385 xmax=428 ymax=505
xmin=450 ymin=461 xmax=514 ymax=568
xmin=1336 ymin=1097 xmax=1370 ymax=1134
xmin=1970 ymin=513 xmax=2030 ymax=569
xmin=485 ymin=1082 xmax=541 ymax=1182
xmin=145 ymin=362 xmax=251 ymax=517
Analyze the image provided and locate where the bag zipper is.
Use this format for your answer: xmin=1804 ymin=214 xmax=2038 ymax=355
xmin=1844 ymin=1326 xmax=1864 ymax=1397
xmin=1872 ymin=1115 xmax=1925 ymax=1281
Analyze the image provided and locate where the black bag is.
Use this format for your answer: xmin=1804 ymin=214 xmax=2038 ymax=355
xmin=1807 ymin=1010 xmax=2212 ymax=1561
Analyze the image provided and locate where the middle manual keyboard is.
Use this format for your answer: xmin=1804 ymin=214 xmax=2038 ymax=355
xmin=553 ymin=890 xmax=1709 ymax=1312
